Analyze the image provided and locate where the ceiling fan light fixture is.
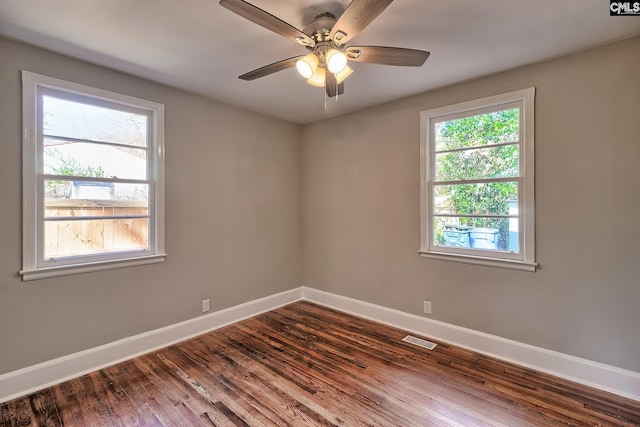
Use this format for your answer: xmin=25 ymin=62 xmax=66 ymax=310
xmin=335 ymin=65 xmax=353 ymax=84
xmin=306 ymin=67 xmax=326 ymax=87
xmin=326 ymin=49 xmax=347 ymax=74
xmin=221 ymin=0 xmax=431 ymax=98
xmin=296 ymin=53 xmax=319 ymax=79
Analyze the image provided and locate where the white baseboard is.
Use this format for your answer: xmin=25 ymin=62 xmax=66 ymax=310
xmin=302 ymin=287 xmax=640 ymax=402
xmin=0 ymin=287 xmax=303 ymax=404
xmin=2 ymin=286 xmax=638 ymax=404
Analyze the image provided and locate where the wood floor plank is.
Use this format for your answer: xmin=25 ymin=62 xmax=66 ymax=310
xmin=99 ymin=367 xmax=153 ymax=426
xmin=158 ymin=345 xmax=263 ymax=427
xmin=27 ymin=389 xmax=62 ymax=427
xmin=193 ymin=338 xmax=351 ymax=426
xmin=1 ymin=397 xmax=38 ymax=427
xmin=129 ymin=355 xmax=207 ymax=427
xmin=232 ymin=320 xmax=463 ymax=426
xmin=206 ymin=329 xmax=346 ymax=426
xmin=211 ymin=329 xmax=385 ymax=426
xmin=257 ymin=308 xmax=524 ymax=425
xmin=221 ymin=324 xmax=410 ymax=426
xmin=2 ymin=301 xmax=639 ymax=426
xmin=113 ymin=352 xmax=201 ymax=426
xmin=272 ymin=310 xmax=535 ymax=426
xmin=50 ymin=381 xmax=88 ymax=426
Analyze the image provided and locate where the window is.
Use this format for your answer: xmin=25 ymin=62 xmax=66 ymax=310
xmin=419 ymin=88 xmax=536 ymax=271
xmin=21 ymin=71 xmax=166 ymax=280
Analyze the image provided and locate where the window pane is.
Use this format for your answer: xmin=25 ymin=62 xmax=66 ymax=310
xmin=43 ymin=95 xmax=148 ymax=147
xmin=433 ymin=217 xmax=518 ymax=252
xmin=45 ymin=180 xmax=149 ymax=205
xmin=435 ymin=108 xmax=519 ymax=151
xmin=44 ymin=218 xmax=149 ymax=259
xmin=434 ymin=182 xmax=518 ymax=215
xmin=435 ymin=144 xmax=519 ymax=181
xmin=44 ymin=138 xmax=147 ymax=180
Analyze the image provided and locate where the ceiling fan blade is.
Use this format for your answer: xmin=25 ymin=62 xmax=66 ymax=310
xmin=325 ymin=72 xmax=345 ymax=98
xmin=220 ymin=0 xmax=315 ymax=47
xmin=239 ymin=56 xmax=303 ymax=81
xmin=329 ymin=0 xmax=394 ymax=45
xmin=345 ymin=46 xmax=430 ymax=66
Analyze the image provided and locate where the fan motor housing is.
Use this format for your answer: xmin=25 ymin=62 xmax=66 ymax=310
xmin=303 ymin=12 xmax=337 ymax=43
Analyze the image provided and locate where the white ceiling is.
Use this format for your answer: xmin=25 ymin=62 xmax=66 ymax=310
xmin=1 ymin=0 xmax=639 ymax=124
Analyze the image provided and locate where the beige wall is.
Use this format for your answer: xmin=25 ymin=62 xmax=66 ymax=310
xmin=302 ymin=36 xmax=640 ymax=373
xmin=0 ymin=38 xmax=302 ymax=374
xmin=2 ymin=35 xmax=639 ymax=377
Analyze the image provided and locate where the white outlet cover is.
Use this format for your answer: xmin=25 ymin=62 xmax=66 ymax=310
xmin=423 ymin=301 xmax=432 ymax=314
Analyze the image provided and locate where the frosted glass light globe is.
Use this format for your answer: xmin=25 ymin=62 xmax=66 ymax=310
xmin=326 ymin=49 xmax=347 ymax=74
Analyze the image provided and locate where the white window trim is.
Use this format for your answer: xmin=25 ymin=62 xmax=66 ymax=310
xmin=419 ymin=88 xmax=536 ymax=272
xmin=20 ymin=71 xmax=166 ymax=281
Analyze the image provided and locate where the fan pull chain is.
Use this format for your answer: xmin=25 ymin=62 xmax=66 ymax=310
xmin=324 ymin=88 xmax=327 ymax=111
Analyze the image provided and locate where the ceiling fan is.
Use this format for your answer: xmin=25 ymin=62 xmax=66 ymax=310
xmin=219 ymin=0 xmax=430 ymax=98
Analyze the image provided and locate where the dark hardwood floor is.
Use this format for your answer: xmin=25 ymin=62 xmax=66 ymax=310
xmin=2 ymin=301 xmax=639 ymax=426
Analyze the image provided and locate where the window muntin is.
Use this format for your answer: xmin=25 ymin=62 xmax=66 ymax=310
xmin=21 ymin=71 xmax=166 ymax=280
xmin=420 ymin=89 xmax=535 ymax=270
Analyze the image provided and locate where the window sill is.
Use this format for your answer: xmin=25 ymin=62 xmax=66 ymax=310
xmin=20 ymin=254 xmax=167 ymax=281
xmin=418 ymin=250 xmax=537 ymax=272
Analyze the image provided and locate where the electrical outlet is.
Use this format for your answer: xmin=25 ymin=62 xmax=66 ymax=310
xmin=423 ymin=301 xmax=432 ymax=315
xmin=202 ymin=299 xmax=210 ymax=313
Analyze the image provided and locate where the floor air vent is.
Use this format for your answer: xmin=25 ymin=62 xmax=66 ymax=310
xmin=402 ymin=335 xmax=437 ymax=350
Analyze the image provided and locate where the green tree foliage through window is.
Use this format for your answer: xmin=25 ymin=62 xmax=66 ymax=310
xmin=436 ymin=109 xmax=519 ymax=151
xmin=52 ymin=157 xmax=106 ymax=179
xmin=434 ymin=108 xmax=519 ymax=250
xmin=45 ymin=157 xmax=106 ymax=198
